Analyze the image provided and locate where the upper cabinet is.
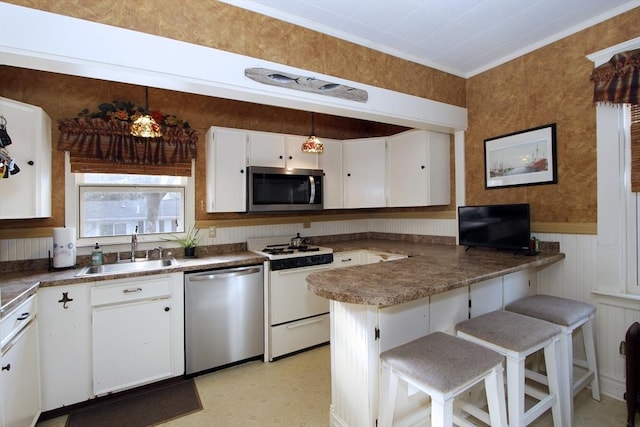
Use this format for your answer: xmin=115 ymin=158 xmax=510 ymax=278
xmin=343 ymin=137 xmax=386 ymax=209
xmin=387 ymin=130 xmax=450 ymax=207
xmin=0 ymin=97 xmax=52 ymax=219
xmin=206 ymin=127 xmax=248 ymax=213
xmin=247 ymin=131 xmax=318 ymax=170
xmin=318 ymin=138 xmax=343 ymax=210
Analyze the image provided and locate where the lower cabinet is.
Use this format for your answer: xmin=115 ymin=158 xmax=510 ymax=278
xmin=91 ymin=273 xmax=184 ymax=396
xmin=2 ymin=317 xmax=40 ymax=427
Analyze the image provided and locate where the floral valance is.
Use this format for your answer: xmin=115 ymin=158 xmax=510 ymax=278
xmin=58 ymin=101 xmax=198 ymax=176
xmin=590 ymin=49 xmax=640 ymax=104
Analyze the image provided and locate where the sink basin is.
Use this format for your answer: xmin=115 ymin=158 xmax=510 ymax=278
xmin=76 ymin=257 xmax=179 ymax=277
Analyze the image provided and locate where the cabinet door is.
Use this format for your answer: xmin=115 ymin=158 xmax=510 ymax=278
xmin=379 ymin=296 xmax=429 ymax=352
xmin=285 ymin=135 xmax=318 ymax=170
xmin=387 ymin=130 xmax=450 ymax=207
xmin=93 ymin=298 xmax=173 ymax=395
xmin=206 ymin=127 xmax=247 ymax=212
xmin=343 ymin=137 xmax=386 ymax=208
xmin=2 ymin=321 xmax=40 ymax=427
xmin=248 ymin=131 xmax=286 ymax=167
xmin=503 ymin=270 xmax=533 ymax=306
xmin=470 ymin=276 xmax=503 ymax=318
xmin=318 ymin=138 xmax=343 ymax=209
xmin=38 ymin=284 xmax=92 ymax=411
xmin=332 ymin=251 xmax=363 ymax=268
xmin=0 ymin=97 xmax=51 ymax=219
xmin=429 ymin=286 xmax=468 ymax=334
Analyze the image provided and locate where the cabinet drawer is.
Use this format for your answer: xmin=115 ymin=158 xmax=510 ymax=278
xmin=270 ymin=313 xmax=329 ymax=359
xmin=91 ymin=276 xmax=172 ymax=306
xmin=332 ymin=251 xmax=362 ymax=268
xmin=1 ymin=294 xmax=37 ymax=347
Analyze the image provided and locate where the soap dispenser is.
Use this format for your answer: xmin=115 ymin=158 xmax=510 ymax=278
xmin=91 ymin=242 xmax=103 ymax=266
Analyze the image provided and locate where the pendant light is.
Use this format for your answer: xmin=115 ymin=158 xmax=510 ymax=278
xmin=130 ymin=87 xmax=163 ymax=138
xmin=301 ymin=112 xmax=323 ymax=153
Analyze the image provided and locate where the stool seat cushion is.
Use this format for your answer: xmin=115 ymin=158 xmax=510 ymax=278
xmin=380 ymin=332 xmax=504 ymax=395
xmin=456 ymin=310 xmax=561 ymax=352
xmin=505 ymin=295 xmax=596 ymax=327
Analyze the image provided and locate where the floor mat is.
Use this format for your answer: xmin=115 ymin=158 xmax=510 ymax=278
xmin=65 ymin=379 xmax=202 ymax=427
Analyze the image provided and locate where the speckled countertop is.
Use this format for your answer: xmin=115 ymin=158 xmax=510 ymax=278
xmin=0 ymin=252 xmax=266 ymax=318
xmin=306 ymin=240 xmax=565 ymax=307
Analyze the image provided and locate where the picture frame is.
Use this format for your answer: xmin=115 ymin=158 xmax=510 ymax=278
xmin=484 ymin=123 xmax=557 ymax=189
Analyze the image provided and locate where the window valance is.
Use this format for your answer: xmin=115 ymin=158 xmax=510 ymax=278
xmin=58 ymin=102 xmax=198 ymax=176
xmin=590 ymin=49 xmax=640 ymax=104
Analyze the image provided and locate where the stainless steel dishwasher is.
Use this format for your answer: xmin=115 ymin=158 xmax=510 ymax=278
xmin=184 ymin=264 xmax=264 ymax=376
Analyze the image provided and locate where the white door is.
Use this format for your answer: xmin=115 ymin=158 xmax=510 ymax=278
xmin=429 ymin=286 xmax=468 ymax=334
xmin=343 ymin=137 xmax=386 ymax=208
xmin=248 ymin=131 xmax=286 ymax=167
xmin=318 ymin=138 xmax=343 ymax=209
xmin=206 ymin=127 xmax=247 ymax=212
xmin=93 ymin=298 xmax=173 ymax=395
xmin=2 ymin=321 xmax=40 ymax=427
xmin=378 ymin=296 xmax=429 ymax=352
xmin=387 ymin=130 xmax=428 ymax=207
xmin=470 ymin=276 xmax=503 ymax=318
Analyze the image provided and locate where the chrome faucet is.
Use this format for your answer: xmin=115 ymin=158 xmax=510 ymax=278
xmin=130 ymin=226 xmax=138 ymax=262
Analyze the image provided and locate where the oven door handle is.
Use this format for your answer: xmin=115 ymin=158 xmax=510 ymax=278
xmin=274 ymin=264 xmax=331 ymax=275
xmin=309 ymin=176 xmax=316 ymax=204
xmin=188 ymin=266 xmax=261 ymax=281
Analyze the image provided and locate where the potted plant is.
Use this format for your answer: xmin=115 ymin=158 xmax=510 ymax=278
xmin=164 ymin=225 xmax=200 ymax=258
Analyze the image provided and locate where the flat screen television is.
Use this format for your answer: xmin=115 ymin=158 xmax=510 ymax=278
xmin=458 ymin=203 xmax=531 ymax=252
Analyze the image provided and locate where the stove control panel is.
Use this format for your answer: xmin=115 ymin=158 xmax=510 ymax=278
xmin=270 ymin=253 xmax=334 ymax=271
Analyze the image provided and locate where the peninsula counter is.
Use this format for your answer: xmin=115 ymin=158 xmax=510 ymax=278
xmin=306 ymin=240 xmax=565 ymax=427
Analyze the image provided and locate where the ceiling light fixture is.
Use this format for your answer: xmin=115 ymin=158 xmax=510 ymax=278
xmin=302 ymin=112 xmax=323 ymax=153
xmin=130 ymin=87 xmax=163 ymax=138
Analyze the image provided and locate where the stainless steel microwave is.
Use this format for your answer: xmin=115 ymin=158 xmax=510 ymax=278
xmin=247 ymin=166 xmax=323 ymax=212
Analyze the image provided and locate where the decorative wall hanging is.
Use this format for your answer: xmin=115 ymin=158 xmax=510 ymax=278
xmin=484 ymin=123 xmax=557 ymax=189
xmin=245 ymin=67 xmax=368 ymax=103
xmin=0 ymin=115 xmax=20 ymax=179
xmin=58 ymin=101 xmax=198 ymax=176
xmin=590 ymin=48 xmax=640 ymax=104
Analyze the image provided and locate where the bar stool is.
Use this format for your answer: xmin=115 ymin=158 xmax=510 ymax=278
xmin=378 ymin=331 xmax=508 ymax=427
xmin=505 ymin=294 xmax=600 ymax=424
xmin=456 ymin=310 xmax=566 ymax=427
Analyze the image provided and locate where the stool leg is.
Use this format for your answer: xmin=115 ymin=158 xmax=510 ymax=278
xmin=544 ymin=339 xmax=567 ymax=427
xmin=506 ymin=355 xmax=526 ymax=427
xmin=485 ymin=365 xmax=508 ymax=427
xmin=378 ymin=367 xmax=398 ymax=427
xmin=559 ymin=330 xmax=574 ymax=426
xmin=582 ymin=318 xmax=601 ymax=401
xmin=431 ymin=394 xmax=454 ymax=427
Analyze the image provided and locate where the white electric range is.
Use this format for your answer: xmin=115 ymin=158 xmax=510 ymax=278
xmin=248 ymin=236 xmax=334 ymax=360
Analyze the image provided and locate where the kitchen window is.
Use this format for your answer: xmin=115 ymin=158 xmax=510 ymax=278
xmin=65 ymin=153 xmax=195 ymax=246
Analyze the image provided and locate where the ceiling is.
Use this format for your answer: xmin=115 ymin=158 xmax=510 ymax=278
xmin=224 ymin=0 xmax=640 ymax=78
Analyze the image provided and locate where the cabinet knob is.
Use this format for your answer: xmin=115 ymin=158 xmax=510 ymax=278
xmin=27 ymin=161 xmax=34 ymax=166
xmin=240 ymin=169 xmax=244 ymax=174
xmin=1 ymin=364 xmax=10 ymax=371
xmin=164 ymin=307 xmax=170 ymax=312
xmin=421 ymin=165 xmax=425 ymax=169
xmin=347 ymin=173 xmax=351 ymax=177
xmin=279 ymin=155 xmax=283 ymax=159
xmin=288 ymin=156 xmax=292 ymax=160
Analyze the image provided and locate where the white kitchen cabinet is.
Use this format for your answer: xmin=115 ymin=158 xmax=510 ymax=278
xmin=0 ymin=97 xmax=51 ymax=219
xmin=2 ymin=320 xmax=40 ymax=427
xmin=387 ymin=129 xmax=450 ymax=207
xmin=38 ymin=283 xmax=92 ymax=411
xmin=91 ymin=273 xmax=184 ymax=396
xmin=332 ymin=251 xmax=363 ymax=268
xmin=284 ymin=135 xmax=319 ymax=169
xmin=205 ymin=126 xmax=247 ymax=212
xmin=503 ymin=270 xmax=534 ymax=306
xmin=343 ymin=137 xmax=386 ymax=208
xmin=378 ymin=296 xmax=429 ymax=353
xmin=318 ymin=138 xmax=343 ymax=209
xmin=429 ymin=286 xmax=468 ymax=334
xmin=469 ymin=276 xmax=504 ymax=318
xmin=248 ymin=131 xmax=286 ymax=168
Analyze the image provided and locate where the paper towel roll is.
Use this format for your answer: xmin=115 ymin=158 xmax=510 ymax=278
xmin=53 ymin=227 xmax=76 ymax=268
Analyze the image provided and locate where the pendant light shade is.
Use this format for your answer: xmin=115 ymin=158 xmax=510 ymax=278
xmin=302 ymin=112 xmax=323 ymax=153
xmin=130 ymin=87 xmax=163 ymax=138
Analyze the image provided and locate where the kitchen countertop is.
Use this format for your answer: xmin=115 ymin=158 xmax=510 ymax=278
xmin=0 ymin=251 xmax=266 ymax=318
xmin=306 ymin=239 xmax=565 ymax=307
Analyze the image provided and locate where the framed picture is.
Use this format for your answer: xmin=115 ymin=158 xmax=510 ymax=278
xmin=484 ymin=123 xmax=557 ymax=189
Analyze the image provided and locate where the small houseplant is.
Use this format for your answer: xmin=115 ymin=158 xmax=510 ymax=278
xmin=164 ymin=225 xmax=200 ymax=257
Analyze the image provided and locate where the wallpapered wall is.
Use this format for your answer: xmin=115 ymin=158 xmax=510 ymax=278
xmin=2 ymin=0 xmax=640 ymax=231
xmin=466 ymin=7 xmax=640 ymax=224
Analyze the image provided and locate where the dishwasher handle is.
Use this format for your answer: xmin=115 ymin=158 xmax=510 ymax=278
xmin=187 ymin=266 xmax=262 ymax=281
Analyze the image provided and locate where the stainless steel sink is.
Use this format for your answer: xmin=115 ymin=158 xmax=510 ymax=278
xmin=76 ymin=257 xmax=180 ymax=277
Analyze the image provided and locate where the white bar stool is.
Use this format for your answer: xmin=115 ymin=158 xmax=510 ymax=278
xmin=378 ymin=331 xmax=508 ymax=427
xmin=456 ymin=310 xmax=566 ymax=427
xmin=505 ymin=294 xmax=600 ymax=424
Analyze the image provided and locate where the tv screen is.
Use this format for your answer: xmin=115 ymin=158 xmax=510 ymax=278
xmin=458 ymin=203 xmax=531 ymax=251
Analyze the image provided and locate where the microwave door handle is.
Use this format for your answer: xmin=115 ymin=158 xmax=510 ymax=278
xmin=309 ymin=176 xmax=316 ymax=204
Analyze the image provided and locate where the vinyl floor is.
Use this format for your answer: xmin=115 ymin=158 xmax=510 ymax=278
xmin=37 ymin=344 xmax=629 ymax=426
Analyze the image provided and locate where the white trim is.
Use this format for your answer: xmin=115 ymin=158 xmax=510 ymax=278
xmin=587 ymin=36 xmax=640 ymax=66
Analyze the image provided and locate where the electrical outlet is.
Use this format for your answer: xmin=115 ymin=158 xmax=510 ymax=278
xmin=208 ymin=226 xmax=217 ymax=238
